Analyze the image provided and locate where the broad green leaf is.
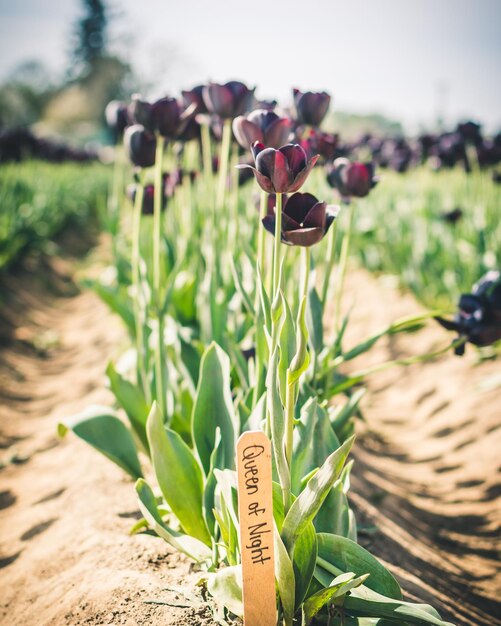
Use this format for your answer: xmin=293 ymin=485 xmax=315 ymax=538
xmin=206 ymin=565 xmax=243 ymax=617
xmin=146 ymin=402 xmax=210 ymax=545
xmin=293 ymin=522 xmax=317 ymax=609
xmin=135 ymin=478 xmax=211 ymax=563
xmin=307 ymin=285 xmax=324 ymax=354
xmin=192 ymin=342 xmax=236 ymax=475
xmin=230 ymin=257 xmax=254 ymax=315
xmin=106 ymin=361 xmax=149 ymax=452
xmin=274 ymin=525 xmax=295 ymax=622
xmin=58 ymin=406 xmax=142 ymax=479
xmin=281 ymin=436 xmax=354 ymax=552
xmin=317 ymin=533 xmax=401 ymax=600
xmin=340 ymin=586 xmax=455 ymax=626
xmin=303 ymin=572 xmax=368 ymax=624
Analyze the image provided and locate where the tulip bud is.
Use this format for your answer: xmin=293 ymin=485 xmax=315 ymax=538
xmin=202 ymin=80 xmax=255 ymax=119
xmin=262 ymin=192 xmax=338 ymax=247
xmin=124 ymin=124 xmax=156 ymax=168
xmin=437 ymin=271 xmax=501 ymax=355
xmin=105 ymin=100 xmax=129 ymax=139
xmin=232 ymin=109 xmax=292 ymax=150
xmin=327 ymin=158 xmax=378 ymax=199
xmin=237 ymin=142 xmax=319 ymax=194
xmin=293 ymin=88 xmax=331 ymax=127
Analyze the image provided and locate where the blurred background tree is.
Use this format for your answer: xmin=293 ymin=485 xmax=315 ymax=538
xmin=0 ymin=0 xmax=134 ymax=142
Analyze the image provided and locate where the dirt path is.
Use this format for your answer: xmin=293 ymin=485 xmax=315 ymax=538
xmin=0 ymin=249 xmax=499 ymax=626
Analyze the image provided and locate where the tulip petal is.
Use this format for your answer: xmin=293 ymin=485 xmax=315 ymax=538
xmin=284 ymin=227 xmax=325 ymax=247
xmin=284 ymin=192 xmax=319 ymax=225
xmin=233 ymin=118 xmax=263 ymax=150
xmin=303 ymin=201 xmax=327 ymax=229
xmin=262 ymin=215 xmax=276 ymax=236
xmin=271 ymin=149 xmax=291 ymax=192
xmin=280 ymin=144 xmax=307 ymax=174
xmin=203 ymin=84 xmax=234 ymax=118
xmin=289 ymin=155 xmax=319 ymax=192
xmin=264 ymin=117 xmax=292 ymax=149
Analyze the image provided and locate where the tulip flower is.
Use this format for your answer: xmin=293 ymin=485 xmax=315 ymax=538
xmin=293 ymin=88 xmax=331 ymax=127
xmin=437 ymin=271 xmax=501 ymax=355
xmin=124 ymin=124 xmax=156 ymax=168
xmin=238 ymin=142 xmax=319 ymax=193
xmin=182 ymin=84 xmax=208 ymax=114
xmin=262 ymin=192 xmax=337 ymax=246
xmin=127 ymin=183 xmax=167 ymax=215
xmin=232 ymin=109 xmax=292 ymax=150
xmin=105 ymin=100 xmax=129 ymax=138
xmin=327 ymin=158 xmax=378 ymax=199
xmin=299 ymin=128 xmax=339 ymax=162
xmin=129 ymin=94 xmax=195 ymax=139
xmin=202 ymin=81 xmax=255 ymax=119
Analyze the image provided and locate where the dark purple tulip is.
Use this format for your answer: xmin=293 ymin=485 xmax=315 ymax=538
xmin=298 ymin=128 xmax=339 ymax=162
xmin=327 ymin=158 xmax=378 ymax=198
xmin=105 ymin=100 xmax=129 ymax=137
xmin=182 ymin=85 xmax=208 ymax=114
xmin=237 ymin=142 xmax=319 ymax=193
xmin=232 ymin=109 xmax=292 ymax=150
xmin=293 ymin=88 xmax=331 ymax=127
xmin=127 ymin=183 xmax=167 ymax=215
xmin=440 ymin=207 xmax=463 ymax=225
xmin=129 ymin=94 xmax=195 ymax=139
xmin=202 ymin=81 xmax=255 ymax=119
xmin=262 ymin=192 xmax=337 ymax=247
xmin=436 ymin=271 xmax=501 ymax=355
xmin=124 ymin=124 xmax=157 ymax=168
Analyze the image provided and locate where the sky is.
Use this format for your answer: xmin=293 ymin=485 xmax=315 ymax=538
xmin=1 ymin=0 xmax=500 ymax=132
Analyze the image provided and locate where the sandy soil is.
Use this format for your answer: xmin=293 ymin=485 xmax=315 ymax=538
xmin=0 ymin=246 xmax=499 ymax=626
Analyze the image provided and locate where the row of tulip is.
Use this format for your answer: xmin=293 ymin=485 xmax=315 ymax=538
xmin=60 ymin=80 xmax=495 ymax=625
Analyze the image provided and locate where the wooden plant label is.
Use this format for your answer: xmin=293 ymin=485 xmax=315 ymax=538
xmin=236 ymin=430 xmax=276 ymax=626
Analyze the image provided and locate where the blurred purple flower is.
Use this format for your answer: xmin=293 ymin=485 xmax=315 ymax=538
xmin=293 ymin=88 xmax=331 ymax=127
xmin=124 ymin=124 xmax=157 ymax=168
xmin=327 ymin=158 xmax=378 ymax=199
xmin=202 ymin=81 xmax=255 ymax=119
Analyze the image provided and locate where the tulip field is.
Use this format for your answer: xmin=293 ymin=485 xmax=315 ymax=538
xmin=0 ymin=83 xmax=500 ymax=626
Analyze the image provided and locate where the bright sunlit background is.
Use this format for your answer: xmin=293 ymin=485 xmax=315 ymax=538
xmin=1 ymin=0 xmax=500 ymax=137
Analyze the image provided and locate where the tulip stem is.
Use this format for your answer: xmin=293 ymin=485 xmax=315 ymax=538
xmin=272 ymin=192 xmax=283 ymax=300
xmin=153 ymin=135 xmax=165 ymax=295
xmin=153 ymin=134 xmax=167 ymax=420
xmin=334 ymin=202 xmax=355 ymax=331
xmin=216 ymin=119 xmax=232 ymax=213
xmin=131 ymin=175 xmax=150 ymax=403
xmin=321 ymin=219 xmax=338 ymax=307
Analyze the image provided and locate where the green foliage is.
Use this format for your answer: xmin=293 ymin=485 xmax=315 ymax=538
xmin=0 ymin=161 xmax=109 ymax=271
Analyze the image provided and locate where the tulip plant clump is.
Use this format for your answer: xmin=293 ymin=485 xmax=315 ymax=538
xmin=58 ymin=81 xmax=476 ymax=626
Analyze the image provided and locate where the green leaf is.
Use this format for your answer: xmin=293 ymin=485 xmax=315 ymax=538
xmin=58 ymin=406 xmax=142 ymax=479
xmin=340 ymin=586 xmax=456 ymax=626
xmin=293 ymin=522 xmax=317 ymax=609
xmin=316 ymin=533 xmax=401 ymax=600
xmin=274 ymin=525 xmax=295 ymax=621
xmin=87 ymin=281 xmax=136 ymax=336
xmin=135 ymin=478 xmax=211 ymax=563
xmin=303 ymin=572 xmax=368 ymax=625
xmin=230 ymin=256 xmax=254 ymax=315
xmin=146 ymin=402 xmax=211 ymax=545
xmin=106 ymin=361 xmax=149 ymax=452
xmin=281 ymin=436 xmax=354 ymax=552
xmin=278 ymin=294 xmax=297 ymax=403
xmin=206 ymin=565 xmax=243 ymax=617
xmin=307 ymin=285 xmax=324 ymax=354
xmin=192 ymin=342 xmax=236 ymax=475
xmin=266 ymin=348 xmax=290 ymax=498
xmin=203 ymin=428 xmax=225 ymax=535
xmin=330 ymin=389 xmax=366 ymax=434
xmin=288 ymin=296 xmax=311 ymax=385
